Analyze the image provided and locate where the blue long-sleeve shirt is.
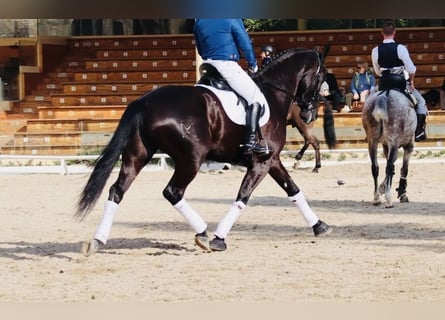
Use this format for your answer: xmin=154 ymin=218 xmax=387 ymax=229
xmin=350 ymin=71 xmax=376 ymax=95
xmin=194 ymin=19 xmax=257 ymax=69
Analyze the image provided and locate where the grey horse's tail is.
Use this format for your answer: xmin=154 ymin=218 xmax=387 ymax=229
xmin=372 ymin=94 xmax=389 ymax=122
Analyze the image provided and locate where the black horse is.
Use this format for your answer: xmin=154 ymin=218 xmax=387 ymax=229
xmin=76 ymin=48 xmax=332 ymax=256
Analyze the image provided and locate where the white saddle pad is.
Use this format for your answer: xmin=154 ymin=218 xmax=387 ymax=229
xmin=196 ymin=84 xmax=270 ymax=126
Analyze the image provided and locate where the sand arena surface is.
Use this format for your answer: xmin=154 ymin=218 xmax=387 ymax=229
xmin=0 ymin=159 xmax=444 ymax=302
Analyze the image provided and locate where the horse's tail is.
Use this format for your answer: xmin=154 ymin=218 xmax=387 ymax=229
xmin=319 ymin=43 xmax=330 ymax=64
xmin=75 ymin=100 xmax=143 ymax=220
xmin=322 ymin=104 xmax=336 ymax=149
xmin=372 ymin=94 xmax=389 ymax=122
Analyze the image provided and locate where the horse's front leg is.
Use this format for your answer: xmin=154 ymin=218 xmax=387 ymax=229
xmin=209 ymin=160 xmax=271 ymax=251
xmin=396 ymin=144 xmax=414 ymax=203
xmin=268 ymin=158 xmax=331 ymax=236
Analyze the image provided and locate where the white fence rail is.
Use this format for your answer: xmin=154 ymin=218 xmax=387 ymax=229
xmin=1 ymin=146 xmax=444 ymax=175
xmin=0 ymin=153 xmax=171 ymax=175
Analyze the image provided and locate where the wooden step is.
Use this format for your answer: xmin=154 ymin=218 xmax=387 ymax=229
xmin=250 ymin=28 xmax=445 ymax=49
xmin=69 ymin=36 xmax=195 ymax=50
xmin=11 ymin=131 xmax=113 ymax=147
xmin=0 ymin=119 xmax=27 ymax=134
xmin=72 ymin=70 xmax=196 ymax=82
xmin=0 ymin=144 xmax=84 ymax=155
xmin=37 ymin=105 xmax=126 ymax=119
xmin=83 ymin=58 xmax=196 ymax=71
xmin=26 ymin=118 xmax=119 ymax=133
xmin=61 ymin=82 xmax=155 ymax=95
xmin=95 ymin=48 xmax=196 ymax=60
xmin=50 ymin=93 xmax=141 ymax=106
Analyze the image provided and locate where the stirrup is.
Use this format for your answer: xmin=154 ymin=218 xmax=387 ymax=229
xmin=242 ymin=140 xmax=271 ymax=156
xmin=251 ymin=143 xmax=271 ymax=155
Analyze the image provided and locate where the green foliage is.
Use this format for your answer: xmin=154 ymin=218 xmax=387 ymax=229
xmin=243 ymin=19 xmax=444 ymax=32
xmin=243 ymin=19 xmax=298 ymax=32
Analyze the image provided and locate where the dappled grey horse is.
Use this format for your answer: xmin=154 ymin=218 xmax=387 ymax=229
xmin=361 ymin=89 xmax=417 ymax=208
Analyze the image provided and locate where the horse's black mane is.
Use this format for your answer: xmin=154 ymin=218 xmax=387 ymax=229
xmin=260 ymin=47 xmax=316 ymax=72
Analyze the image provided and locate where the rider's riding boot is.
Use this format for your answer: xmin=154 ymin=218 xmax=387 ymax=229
xmin=414 ymin=113 xmax=427 ymax=142
xmin=243 ymin=102 xmax=270 ymax=156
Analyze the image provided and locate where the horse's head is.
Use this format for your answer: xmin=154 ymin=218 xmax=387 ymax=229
xmin=258 ymin=47 xmax=327 ymax=124
xmin=285 ymin=48 xmax=326 ymax=124
xmin=295 ymin=62 xmax=326 ymax=124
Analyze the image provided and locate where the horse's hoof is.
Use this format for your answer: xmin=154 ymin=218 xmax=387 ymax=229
xmin=81 ymin=238 xmax=100 ymax=257
xmin=399 ymin=195 xmax=409 ymax=203
xmin=312 ymin=168 xmax=319 ymax=173
xmin=313 ymin=220 xmax=332 ymax=237
xmin=372 ymin=196 xmax=381 ymax=205
xmin=194 ymin=231 xmax=210 ymax=251
xmin=209 ymin=237 xmax=227 ymax=251
xmin=385 ymin=204 xmax=394 ymax=209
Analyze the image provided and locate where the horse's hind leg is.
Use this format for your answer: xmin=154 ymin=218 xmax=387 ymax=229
xmin=368 ymin=141 xmax=381 ymax=205
xmin=269 ymin=159 xmax=331 ymax=236
xmin=294 ymin=125 xmax=321 ymax=173
xmin=310 ymin=135 xmax=321 ymax=173
xmin=295 ymin=140 xmax=309 ymax=161
xmin=82 ymin=141 xmax=152 ymax=256
xmin=396 ymin=144 xmax=414 ymax=203
xmin=162 ymin=159 xmax=209 ymax=250
xmin=382 ymin=145 xmax=398 ymax=208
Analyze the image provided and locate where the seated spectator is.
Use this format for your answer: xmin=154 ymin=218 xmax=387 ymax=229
xmin=324 ymin=72 xmax=345 ymax=112
xmin=345 ymin=61 xmax=376 ymax=110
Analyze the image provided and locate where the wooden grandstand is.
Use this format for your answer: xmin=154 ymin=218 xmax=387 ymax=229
xmin=0 ymin=28 xmax=444 ymax=155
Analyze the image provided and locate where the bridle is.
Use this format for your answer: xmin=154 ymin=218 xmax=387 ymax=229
xmin=257 ymin=53 xmax=323 ymax=122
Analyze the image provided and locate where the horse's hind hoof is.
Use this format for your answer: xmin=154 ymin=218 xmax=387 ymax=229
xmin=209 ymin=237 xmax=227 ymax=251
xmin=194 ymin=231 xmax=210 ymax=251
xmin=313 ymin=220 xmax=332 ymax=237
xmin=399 ymin=195 xmax=409 ymax=203
xmin=81 ymin=238 xmax=100 ymax=257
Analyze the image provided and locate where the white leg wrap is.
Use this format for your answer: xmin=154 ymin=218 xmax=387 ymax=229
xmin=214 ymin=201 xmax=246 ymax=239
xmin=288 ymin=191 xmax=319 ymax=227
xmin=94 ymin=200 xmax=119 ymax=245
xmin=173 ymin=199 xmax=207 ymax=234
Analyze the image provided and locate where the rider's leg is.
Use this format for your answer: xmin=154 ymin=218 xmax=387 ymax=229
xmin=204 ymin=60 xmax=271 ymax=154
xmin=243 ymin=102 xmax=270 ymax=155
xmin=412 ymin=89 xmax=427 ymax=141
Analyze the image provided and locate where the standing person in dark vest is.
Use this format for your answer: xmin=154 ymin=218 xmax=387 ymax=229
xmin=371 ymin=19 xmax=428 ymax=141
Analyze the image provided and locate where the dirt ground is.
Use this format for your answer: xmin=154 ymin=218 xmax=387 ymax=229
xmin=0 ymin=157 xmax=444 ymax=302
